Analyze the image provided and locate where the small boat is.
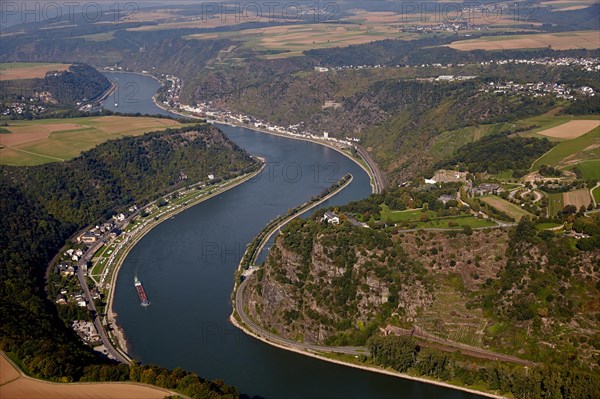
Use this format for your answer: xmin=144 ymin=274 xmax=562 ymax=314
xmin=114 ymin=103 xmax=118 ymax=107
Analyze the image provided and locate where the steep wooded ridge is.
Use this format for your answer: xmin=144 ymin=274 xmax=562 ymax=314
xmin=243 ymin=187 xmax=600 ymax=398
xmin=0 ymin=123 xmax=256 ymax=397
xmin=0 ymin=63 xmax=110 ymax=111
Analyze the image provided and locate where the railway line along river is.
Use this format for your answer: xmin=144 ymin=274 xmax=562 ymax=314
xmin=105 ymin=71 xmax=484 ymax=399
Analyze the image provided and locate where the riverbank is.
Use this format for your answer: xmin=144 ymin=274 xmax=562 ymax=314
xmin=217 ymin=119 xmax=381 ymax=195
xmin=149 ymin=94 xmax=381 ymax=195
xmin=103 ymin=164 xmax=266 ymax=360
xmin=229 ymin=315 xmax=506 ymax=399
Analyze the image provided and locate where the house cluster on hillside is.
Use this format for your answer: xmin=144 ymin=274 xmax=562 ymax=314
xmin=469 ymin=183 xmax=502 ymax=196
xmin=322 ymin=57 xmax=600 ymax=75
xmin=481 ymin=81 xmax=594 ymax=99
xmin=494 ymin=57 xmax=600 ymax=72
xmin=165 ymin=77 xmax=360 ymax=146
xmin=76 ymin=217 xmax=124 ymax=246
xmin=398 ymin=21 xmax=485 ymax=33
xmin=158 ymin=74 xmax=181 ymax=107
xmin=1 ymin=102 xmax=47 ymax=116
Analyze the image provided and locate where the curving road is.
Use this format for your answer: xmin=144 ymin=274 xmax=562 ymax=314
xmin=77 ymin=246 xmax=131 ymax=364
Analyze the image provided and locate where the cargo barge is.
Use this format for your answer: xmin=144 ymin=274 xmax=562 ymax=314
xmin=134 ymin=277 xmax=150 ymax=307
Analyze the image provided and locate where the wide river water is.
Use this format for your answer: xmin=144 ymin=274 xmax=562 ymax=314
xmin=105 ymin=72 xmax=483 ymax=399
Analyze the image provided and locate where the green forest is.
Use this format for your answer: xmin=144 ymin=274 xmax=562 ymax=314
xmin=0 ymin=122 xmax=258 ymax=397
xmin=368 ymin=335 xmax=600 ymax=398
xmin=436 ymin=134 xmax=555 ymax=175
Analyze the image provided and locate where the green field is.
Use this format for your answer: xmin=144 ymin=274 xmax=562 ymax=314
xmin=0 ymin=116 xmax=195 ymax=166
xmin=535 ymin=222 xmax=563 ymax=230
xmin=573 ymin=159 xmax=600 ymax=180
xmin=547 ymin=193 xmax=565 ymax=216
xmin=481 ymin=195 xmax=533 ymax=221
xmin=415 ymin=215 xmax=496 ymax=229
xmin=592 ymin=186 xmax=600 ymax=204
xmin=432 ymin=114 xmax=597 ymax=165
xmin=532 ymin=127 xmax=600 ymax=170
xmin=380 ymin=205 xmax=496 ymax=228
xmin=380 ymin=205 xmax=432 ymax=223
xmin=430 ymin=123 xmax=502 ymax=161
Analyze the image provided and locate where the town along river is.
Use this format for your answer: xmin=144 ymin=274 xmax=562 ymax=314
xmin=107 ymin=71 xmax=484 ymax=399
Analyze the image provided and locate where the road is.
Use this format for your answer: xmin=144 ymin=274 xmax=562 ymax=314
xmin=235 ymin=277 xmax=367 ymax=356
xmin=76 ymin=266 xmax=130 ymax=363
xmin=75 ymin=217 xmax=136 ymax=364
xmin=355 ymin=145 xmax=385 ymax=194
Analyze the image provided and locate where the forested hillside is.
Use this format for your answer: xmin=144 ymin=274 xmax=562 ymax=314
xmin=0 ymin=123 xmax=256 ymax=397
xmin=0 ymin=63 xmax=110 ymax=107
xmin=243 ymin=207 xmax=600 ymax=398
xmin=437 ymin=134 xmax=555 ymax=175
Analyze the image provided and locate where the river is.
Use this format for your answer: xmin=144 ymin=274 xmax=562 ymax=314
xmin=104 ymin=72 xmax=483 ymax=399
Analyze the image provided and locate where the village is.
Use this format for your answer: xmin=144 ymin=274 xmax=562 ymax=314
xmin=324 ymin=56 xmax=600 ymax=74
xmin=49 ymin=209 xmax=136 ymax=347
xmin=157 ymin=72 xmax=362 ymax=147
xmin=49 ymin=167 xmax=262 ymax=350
xmin=480 ymin=80 xmax=594 ymax=99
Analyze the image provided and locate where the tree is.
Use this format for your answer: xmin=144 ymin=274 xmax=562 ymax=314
xmin=367 ymin=335 xmax=419 ymax=372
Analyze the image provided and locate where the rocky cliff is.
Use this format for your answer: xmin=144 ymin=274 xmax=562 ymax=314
xmin=243 ymin=216 xmax=600 ymax=367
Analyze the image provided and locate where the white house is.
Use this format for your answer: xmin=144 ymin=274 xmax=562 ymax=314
xmin=322 ymin=211 xmax=340 ymax=225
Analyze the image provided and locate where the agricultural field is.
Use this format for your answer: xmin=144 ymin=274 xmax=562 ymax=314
xmin=415 ymin=215 xmax=496 ymax=229
xmin=186 ymin=23 xmax=415 ymax=58
xmin=342 ymin=8 xmax=528 ymax=29
xmin=535 ymin=222 xmax=563 ymax=230
xmin=563 ymin=189 xmax=593 ymax=209
xmin=430 ymin=124 xmax=503 ymax=162
xmin=431 ymin=114 xmax=598 ymax=164
xmin=414 ymin=279 xmax=489 ymax=347
xmin=0 ymin=116 xmax=192 ymax=166
xmin=536 ymin=120 xmax=600 ymax=139
xmin=0 ymin=353 xmax=174 ymax=399
xmin=480 ymin=195 xmax=533 ymax=221
xmin=0 ymin=62 xmax=71 ymax=80
xmin=532 ymin=126 xmax=600 ymax=170
xmin=447 ymin=30 xmax=600 ymax=51
xmin=124 ymin=6 xmax=280 ymax=31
